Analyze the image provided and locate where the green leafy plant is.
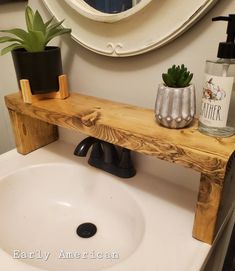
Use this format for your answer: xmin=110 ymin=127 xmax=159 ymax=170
xmin=162 ymin=64 xmax=193 ymax=88
xmin=0 ymin=6 xmax=71 ymax=55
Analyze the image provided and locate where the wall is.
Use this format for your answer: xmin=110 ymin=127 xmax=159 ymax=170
xmin=0 ymin=1 xmax=27 ymax=154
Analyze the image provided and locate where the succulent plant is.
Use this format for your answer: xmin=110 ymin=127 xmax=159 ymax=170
xmin=0 ymin=6 xmax=71 ymax=55
xmin=162 ymin=64 xmax=193 ymax=88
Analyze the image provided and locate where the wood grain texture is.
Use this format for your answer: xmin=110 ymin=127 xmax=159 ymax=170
xmin=194 ymin=154 xmax=235 ymax=244
xmin=5 ymin=92 xmax=234 ymax=178
xmin=8 ymin=109 xmax=58 ymax=154
xmin=193 ymin=173 xmax=223 ymax=244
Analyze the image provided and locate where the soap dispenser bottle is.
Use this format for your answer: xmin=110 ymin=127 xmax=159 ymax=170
xmin=198 ymin=14 xmax=235 ymax=137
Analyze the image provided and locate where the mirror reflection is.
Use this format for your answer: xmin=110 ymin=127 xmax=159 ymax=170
xmin=84 ymin=0 xmax=142 ymax=14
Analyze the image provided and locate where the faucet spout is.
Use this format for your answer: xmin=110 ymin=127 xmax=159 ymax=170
xmin=73 ymin=137 xmax=98 ymax=157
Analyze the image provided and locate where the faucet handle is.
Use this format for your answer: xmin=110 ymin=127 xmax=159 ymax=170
xmin=90 ymin=141 xmax=103 ymax=159
xmin=118 ymin=148 xmax=136 ymax=178
xmin=101 ymin=141 xmax=119 ymax=164
xmin=119 ymin=148 xmax=133 ymax=168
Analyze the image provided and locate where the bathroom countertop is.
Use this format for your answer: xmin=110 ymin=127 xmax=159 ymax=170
xmin=0 ymin=140 xmax=211 ymax=271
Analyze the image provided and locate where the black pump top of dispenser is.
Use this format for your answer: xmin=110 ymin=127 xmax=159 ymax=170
xmin=212 ymin=14 xmax=235 ymax=59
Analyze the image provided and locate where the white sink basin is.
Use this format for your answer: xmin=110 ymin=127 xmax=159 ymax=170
xmin=0 ymin=164 xmax=144 ymax=271
xmin=0 ymin=141 xmax=211 ymax=271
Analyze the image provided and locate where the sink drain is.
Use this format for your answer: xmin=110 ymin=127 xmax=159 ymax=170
xmin=76 ymin=223 xmax=97 ymax=238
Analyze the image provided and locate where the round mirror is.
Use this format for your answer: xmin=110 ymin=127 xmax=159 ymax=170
xmin=83 ymin=0 xmax=141 ymax=14
xmin=42 ymin=0 xmax=219 ymax=57
xmin=63 ymin=0 xmax=152 ymax=22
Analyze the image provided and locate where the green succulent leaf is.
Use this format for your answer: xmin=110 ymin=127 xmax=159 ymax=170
xmin=45 ymin=17 xmax=54 ymax=28
xmin=47 ymin=19 xmax=64 ymax=31
xmin=0 ymin=43 xmax=23 ymax=55
xmin=33 ymin=10 xmax=46 ymax=33
xmin=45 ymin=20 xmax=71 ymax=43
xmin=162 ymin=73 xmax=176 ymax=87
xmin=0 ymin=28 xmax=28 ymax=41
xmin=46 ymin=28 xmax=71 ymax=43
xmin=27 ymin=30 xmax=46 ymax=51
xmin=183 ymin=73 xmax=193 ymax=87
xmin=25 ymin=6 xmax=34 ymax=31
xmin=162 ymin=64 xmax=193 ymax=88
xmin=0 ymin=36 xmax=22 ymax=43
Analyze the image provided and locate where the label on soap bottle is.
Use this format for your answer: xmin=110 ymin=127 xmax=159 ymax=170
xmin=199 ymin=74 xmax=234 ymax=127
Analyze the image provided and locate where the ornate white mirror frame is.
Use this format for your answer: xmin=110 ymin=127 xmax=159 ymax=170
xmin=42 ymin=0 xmax=219 ymax=57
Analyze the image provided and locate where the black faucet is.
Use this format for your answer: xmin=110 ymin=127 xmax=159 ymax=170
xmin=74 ymin=136 xmax=136 ymax=178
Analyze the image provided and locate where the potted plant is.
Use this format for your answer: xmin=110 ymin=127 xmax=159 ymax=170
xmin=155 ymin=64 xmax=195 ymax=128
xmin=0 ymin=6 xmax=71 ymax=94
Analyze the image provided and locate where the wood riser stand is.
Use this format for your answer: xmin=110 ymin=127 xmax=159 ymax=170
xmin=20 ymin=74 xmax=69 ymax=104
xmin=5 ymin=92 xmax=235 ymax=245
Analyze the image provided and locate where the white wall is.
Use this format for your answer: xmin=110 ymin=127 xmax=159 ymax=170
xmin=0 ymin=1 xmax=27 ymax=154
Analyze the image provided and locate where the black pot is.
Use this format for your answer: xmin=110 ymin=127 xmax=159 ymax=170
xmin=11 ymin=46 xmax=63 ymax=94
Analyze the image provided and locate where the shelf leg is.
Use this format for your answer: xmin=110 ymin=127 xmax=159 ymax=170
xmin=193 ymin=173 xmax=223 ymax=244
xmin=8 ymin=109 xmax=58 ymax=154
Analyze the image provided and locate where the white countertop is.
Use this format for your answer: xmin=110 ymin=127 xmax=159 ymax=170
xmin=0 ymin=140 xmax=211 ymax=271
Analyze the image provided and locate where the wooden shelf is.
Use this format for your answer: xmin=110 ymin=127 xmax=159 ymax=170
xmin=5 ymin=92 xmax=235 ymax=245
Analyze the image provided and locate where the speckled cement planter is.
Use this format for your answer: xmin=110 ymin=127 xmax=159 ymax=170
xmin=155 ymin=84 xmax=196 ymax=129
